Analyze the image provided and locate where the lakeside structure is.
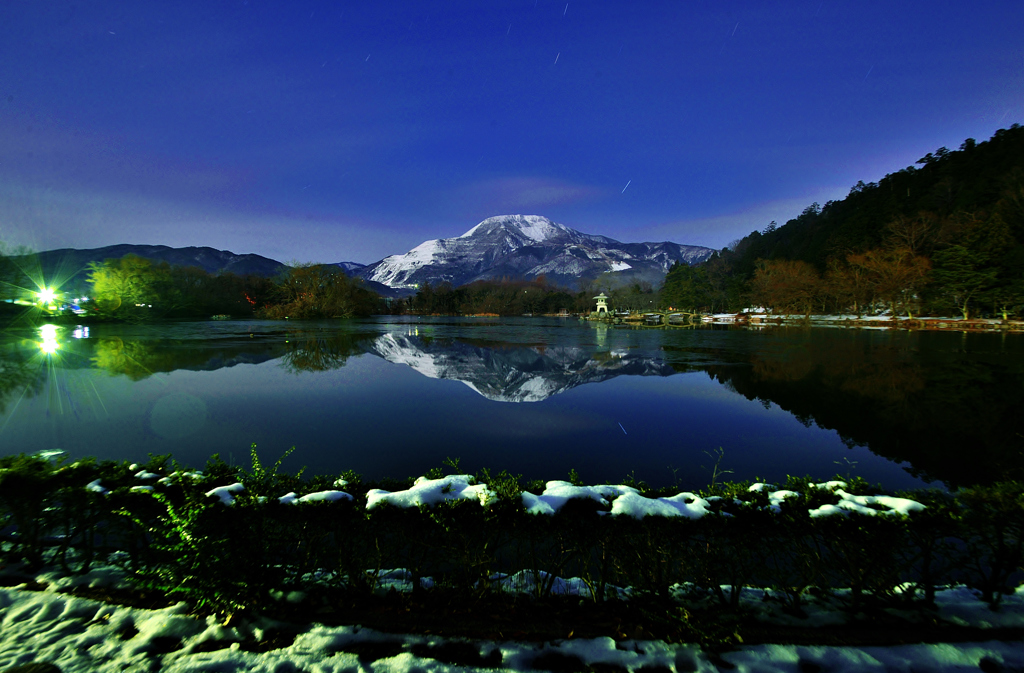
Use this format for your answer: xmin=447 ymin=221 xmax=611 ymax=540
xmin=709 ymin=313 xmax=1024 ymax=332
xmin=583 ymin=292 xmax=1024 ymax=332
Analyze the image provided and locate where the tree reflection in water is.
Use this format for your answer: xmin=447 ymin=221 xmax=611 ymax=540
xmin=706 ymin=329 xmax=1024 ymax=487
xmin=89 ymin=336 xmax=282 ymax=379
xmin=0 ymin=343 xmax=43 ymax=415
xmin=92 ymin=337 xmax=156 ymax=381
xmin=280 ymin=330 xmax=373 ymax=374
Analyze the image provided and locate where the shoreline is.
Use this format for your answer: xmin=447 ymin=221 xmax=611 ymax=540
xmin=705 ymin=313 xmax=1024 ymax=332
xmin=6 ymin=310 xmax=1024 ymax=333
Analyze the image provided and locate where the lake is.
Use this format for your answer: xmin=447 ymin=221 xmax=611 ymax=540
xmin=2 ymin=317 xmax=1022 ymax=490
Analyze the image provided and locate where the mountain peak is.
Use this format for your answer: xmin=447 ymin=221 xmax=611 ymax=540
xmin=358 ymin=215 xmax=714 ymax=291
xmin=460 ymin=215 xmax=566 ymax=243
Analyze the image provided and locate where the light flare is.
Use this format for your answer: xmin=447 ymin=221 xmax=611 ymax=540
xmin=37 ymin=287 xmax=57 ymax=304
xmin=38 ymin=324 xmax=60 ymax=355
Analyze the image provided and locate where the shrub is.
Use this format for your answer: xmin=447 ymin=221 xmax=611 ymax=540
xmin=4 ymin=452 xmax=1024 ymax=621
xmin=955 ymin=481 xmax=1024 ymax=608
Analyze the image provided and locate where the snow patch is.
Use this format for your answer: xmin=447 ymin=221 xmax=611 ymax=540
xmin=521 ymin=481 xmax=638 ymax=515
xmin=491 ymin=570 xmax=596 ymax=597
xmin=278 ymin=490 xmax=352 ymax=505
xmin=610 ymin=491 xmax=711 ymax=519
xmin=366 ymin=474 xmax=496 ymax=509
xmin=1 ymin=569 xmax=1023 ymax=672
xmin=809 ymin=489 xmax=926 ymax=518
xmin=205 ymin=482 xmax=244 ymax=505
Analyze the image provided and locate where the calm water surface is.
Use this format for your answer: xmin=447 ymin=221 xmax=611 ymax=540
xmin=2 ymin=317 xmax=1021 ymax=490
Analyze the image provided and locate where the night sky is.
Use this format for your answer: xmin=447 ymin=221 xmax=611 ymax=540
xmin=2 ymin=1 xmax=1021 ymax=265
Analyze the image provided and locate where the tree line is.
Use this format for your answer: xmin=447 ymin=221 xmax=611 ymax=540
xmin=662 ymin=124 xmax=1024 ymax=319
xmin=396 ymin=277 xmax=579 ymax=315
xmin=401 ymin=275 xmax=662 ymax=316
xmin=82 ymin=255 xmax=381 ymax=320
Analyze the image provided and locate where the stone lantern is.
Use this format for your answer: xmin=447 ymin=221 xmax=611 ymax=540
xmin=593 ymin=292 xmax=609 ymax=316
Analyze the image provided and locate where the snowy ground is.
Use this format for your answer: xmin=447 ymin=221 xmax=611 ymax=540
xmin=2 ymin=565 xmax=1023 ymax=673
xmin=3 ymin=474 xmax=1023 ymax=671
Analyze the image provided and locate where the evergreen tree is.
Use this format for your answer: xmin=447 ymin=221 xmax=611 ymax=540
xmin=930 ymin=246 xmax=996 ymax=319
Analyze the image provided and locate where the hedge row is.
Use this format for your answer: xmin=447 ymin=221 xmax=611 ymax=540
xmin=1 ymin=450 xmax=1022 ymax=618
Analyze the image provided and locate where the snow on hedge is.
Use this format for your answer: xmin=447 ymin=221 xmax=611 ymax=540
xmin=137 ymin=474 xmax=926 ymax=520
xmin=609 ymin=491 xmax=713 ymax=519
xmin=366 ymin=474 xmax=495 ymax=509
xmin=85 ymin=479 xmax=107 ymax=494
xmin=490 ymin=570 xmax=594 ymax=597
xmin=521 ymin=481 xmax=637 ymax=515
xmin=519 ymin=481 xmax=719 ymax=519
xmin=809 ymin=489 xmax=926 ymax=518
xmin=157 ymin=471 xmax=204 ymax=485
xmin=278 ymin=490 xmax=353 ymax=505
xmin=205 ymin=482 xmax=245 ymax=505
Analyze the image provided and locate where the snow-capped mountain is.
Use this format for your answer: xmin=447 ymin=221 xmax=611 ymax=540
xmin=368 ymin=332 xmax=678 ymax=402
xmin=332 ymin=261 xmax=366 ymax=274
xmin=356 ymin=215 xmax=714 ymax=291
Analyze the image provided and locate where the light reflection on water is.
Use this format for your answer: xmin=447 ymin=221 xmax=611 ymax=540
xmin=38 ymin=324 xmax=60 ymax=354
xmin=1 ymin=317 xmax=1021 ymax=490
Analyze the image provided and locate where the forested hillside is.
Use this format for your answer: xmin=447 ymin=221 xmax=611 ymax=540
xmin=663 ymin=124 xmax=1024 ymax=318
xmin=81 ymin=256 xmax=381 ymax=320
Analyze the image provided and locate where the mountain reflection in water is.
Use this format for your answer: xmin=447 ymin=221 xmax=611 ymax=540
xmin=369 ymin=332 xmax=678 ymax=403
xmin=1 ymin=319 xmax=1021 ymax=489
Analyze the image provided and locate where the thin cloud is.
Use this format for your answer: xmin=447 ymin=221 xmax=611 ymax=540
xmin=455 ymin=177 xmax=604 ymax=215
xmin=0 ymin=182 xmax=388 ymax=264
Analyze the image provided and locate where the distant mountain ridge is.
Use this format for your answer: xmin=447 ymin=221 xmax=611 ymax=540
xmin=356 ymin=215 xmax=714 ymax=291
xmin=19 ymin=245 xmax=286 ymax=289
xmin=17 ymin=245 xmax=369 ymax=292
xmin=23 ymin=215 xmax=713 ymax=295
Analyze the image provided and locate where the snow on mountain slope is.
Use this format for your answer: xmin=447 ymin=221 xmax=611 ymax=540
xmin=368 ymin=240 xmax=446 ymax=288
xmin=333 ymin=261 xmax=366 ymax=274
xmin=358 ymin=215 xmax=714 ymax=290
xmin=461 ymin=214 xmax=570 ymax=242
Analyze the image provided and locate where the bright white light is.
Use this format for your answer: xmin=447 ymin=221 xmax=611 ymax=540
xmin=39 ymin=324 xmax=60 ymax=354
xmin=38 ymin=288 xmax=57 ymax=304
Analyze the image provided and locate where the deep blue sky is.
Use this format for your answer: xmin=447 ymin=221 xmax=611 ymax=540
xmin=2 ymin=1 xmax=1021 ymax=264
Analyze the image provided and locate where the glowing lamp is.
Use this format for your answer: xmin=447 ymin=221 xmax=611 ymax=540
xmin=37 ymin=287 xmax=57 ymax=304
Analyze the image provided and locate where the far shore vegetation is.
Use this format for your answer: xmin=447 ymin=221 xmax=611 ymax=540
xmin=2 ymin=124 xmax=1023 ymax=324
